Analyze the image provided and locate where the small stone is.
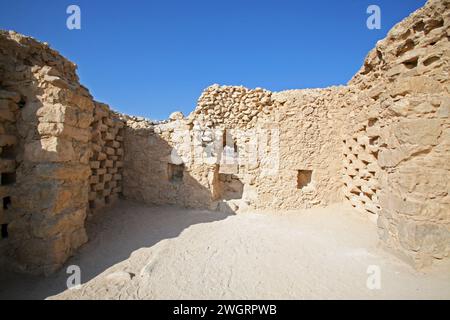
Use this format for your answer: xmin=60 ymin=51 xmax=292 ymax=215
xmin=169 ymin=111 xmax=184 ymax=121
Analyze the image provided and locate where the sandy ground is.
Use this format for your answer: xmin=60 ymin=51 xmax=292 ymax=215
xmin=0 ymin=200 xmax=449 ymax=300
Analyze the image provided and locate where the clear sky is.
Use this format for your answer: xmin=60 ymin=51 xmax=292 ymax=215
xmin=0 ymin=0 xmax=426 ymax=120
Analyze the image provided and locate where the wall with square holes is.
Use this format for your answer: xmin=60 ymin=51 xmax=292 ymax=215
xmin=88 ymin=102 xmax=125 ymax=213
xmin=342 ymin=120 xmax=381 ymax=216
xmin=0 ymin=88 xmax=19 ymax=266
xmin=0 ymin=31 xmax=128 ymax=274
xmin=349 ymin=0 xmax=450 ymax=268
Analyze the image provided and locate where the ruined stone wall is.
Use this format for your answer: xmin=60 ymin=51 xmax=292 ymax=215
xmin=121 ymin=84 xmax=354 ymax=213
xmin=121 ymin=86 xmax=279 ymax=212
xmin=193 ymin=84 xmax=275 ymax=129
xmin=349 ymin=0 xmax=450 ymax=267
xmin=0 ymin=31 xmax=136 ymax=274
xmin=0 ymin=31 xmax=95 ymax=274
xmin=249 ymin=87 xmax=350 ymax=210
xmin=88 ymin=103 xmax=125 ymax=214
xmin=189 ymin=85 xmax=356 ymax=211
xmin=122 ymin=115 xmax=221 ymax=209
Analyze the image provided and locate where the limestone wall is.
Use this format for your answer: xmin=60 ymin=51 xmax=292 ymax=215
xmin=0 ymin=31 xmax=94 ymax=274
xmin=88 ymin=103 xmax=125 ymax=213
xmin=350 ymin=0 xmax=450 ymax=267
xmin=121 ymin=86 xmax=278 ymax=211
xmin=122 ymin=115 xmax=221 ymax=209
xmin=251 ymin=87 xmax=350 ymax=210
xmin=341 ymin=90 xmax=382 ymax=217
xmin=121 ymin=84 xmax=353 ymax=213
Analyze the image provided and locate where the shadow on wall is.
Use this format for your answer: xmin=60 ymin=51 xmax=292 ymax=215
xmin=0 ymin=35 xmax=238 ymax=297
xmin=0 ymin=60 xmax=60 ymax=272
xmin=0 ymin=124 xmax=236 ymax=299
xmin=122 ymin=123 xmax=234 ymax=208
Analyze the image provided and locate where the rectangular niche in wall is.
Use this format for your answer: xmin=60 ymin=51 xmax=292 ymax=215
xmin=297 ymin=170 xmax=312 ymax=189
xmin=0 ymin=145 xmax=16 ymax=160
xmin=1 ymin=172 xmax=16 ymax=186
xmin=168 ymin=163 xmax=184 ymax=183
xmin=219 ymin=173 xmax=244 ymax=200
xmin=1 ymin=224 xmax=8 ymax=239
xmin=3 ymin=197 xmax=11 ymax=210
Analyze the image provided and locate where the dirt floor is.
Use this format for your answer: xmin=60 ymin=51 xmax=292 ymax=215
xmin=0 ymin=200 xmax=449 ymax=300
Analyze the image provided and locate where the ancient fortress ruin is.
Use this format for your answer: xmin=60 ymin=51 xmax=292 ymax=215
xmin=0 ymin=0 xmax=449 ymax=275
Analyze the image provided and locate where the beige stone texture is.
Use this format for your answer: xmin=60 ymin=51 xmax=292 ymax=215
xmin=0 ymin=0 xmax=449 ymax=274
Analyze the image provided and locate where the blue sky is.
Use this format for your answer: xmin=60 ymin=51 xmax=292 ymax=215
xmin=0 ymin=0 xmax=426 ymax=120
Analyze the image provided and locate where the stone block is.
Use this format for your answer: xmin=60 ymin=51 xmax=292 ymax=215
xmin=35 ymin=164 xmax=90 ymax=181
xmin=0 ymin=90 xmax=21 ymax=102
xmin=105 ymin=147 xmax=115 ymax=155
xmin=116 ymin=161 xmax=124 ymax=168
xmin=105 ymin=160 xmax=113 ymax=168
xmin=90 ymin=161 xmax=100 ymax=169
xmin=89 ymin=175 xmax=99 ymax=184
xmin=0 ymin=134 xmax=17 ymax=147
xmin=107 ymin=167 xmax=118 ymax=174
xmin=97 ymin=152 xmax=107 ymax=161
xmin=95 ymin=168 xmax=107 ymax=175
xmin=390 ymin=76 xmax=443 ymax=97
xmin=94 ymin=182 xmax=104 ymax=191
xmin=37 ymin=122 xmax=90 ymax=142
xmin=394 ymin=119 xmax=441 ymax=146
xmin=104 ymin=132 xmax=114 ymax=141
xmin=0 ymin=159 xmax=15 ymax=173
xmin=31 ymin=208 xmax=87 ymax=239
xmin=24 ymin=137 xmax=75 ymax=163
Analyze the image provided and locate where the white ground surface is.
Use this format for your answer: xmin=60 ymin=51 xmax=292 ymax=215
xmin=0 ymin=200 xmax=449 ymax=300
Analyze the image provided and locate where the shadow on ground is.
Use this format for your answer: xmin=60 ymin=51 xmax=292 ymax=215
xmin=0 ymin=200 xmax=232 ymax=299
